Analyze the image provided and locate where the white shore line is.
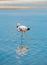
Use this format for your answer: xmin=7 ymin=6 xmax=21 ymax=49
xmin=0 ymin=1 xmax=47 ymax=4
xmin=0 ymin=6 xmax=47 ymax=9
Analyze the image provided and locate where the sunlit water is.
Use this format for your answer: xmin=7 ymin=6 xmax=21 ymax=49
xmin=0 ymin=9 xmax=47 ymax=65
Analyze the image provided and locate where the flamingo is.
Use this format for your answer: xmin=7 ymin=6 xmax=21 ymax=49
xmin=17 ymin=23 xmax=30 ymax=32
xmin=17 ymin=23 xmax=30 ymax=47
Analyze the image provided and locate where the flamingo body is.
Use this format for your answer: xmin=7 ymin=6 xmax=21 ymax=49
xmin=17 ymin=24 xmax=30 ymax=32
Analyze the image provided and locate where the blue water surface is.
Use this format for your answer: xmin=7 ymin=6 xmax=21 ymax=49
xmin=0 ymin=9 xmax=47 ymax=65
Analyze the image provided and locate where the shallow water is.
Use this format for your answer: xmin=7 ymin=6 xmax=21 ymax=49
xmin=0 ymin=9 xmax=47 ymax=65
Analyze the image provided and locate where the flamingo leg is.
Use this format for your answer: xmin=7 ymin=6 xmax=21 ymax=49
xmin=24 ymin=32 xmax=28 ymax=43
xmin=20 ymin=32 xmax=23 ymax=46
xmin=20 ymin=32 xmax=28 ymax=47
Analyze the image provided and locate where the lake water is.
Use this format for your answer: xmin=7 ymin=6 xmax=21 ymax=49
xmin=0 ymin=9 xmax=47 ymax=65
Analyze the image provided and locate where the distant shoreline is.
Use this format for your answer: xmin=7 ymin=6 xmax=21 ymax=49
xmin=0 ymin=1 xmax=47 ymax=9
xmin=0 ymin=6 xmax=47 ymax=9
xmin=0 ymin=1 xmax=47 ymax=4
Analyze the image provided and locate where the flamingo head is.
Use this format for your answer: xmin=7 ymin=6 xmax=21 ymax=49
xmin=17 ymin=23 xmax=21 ymax=28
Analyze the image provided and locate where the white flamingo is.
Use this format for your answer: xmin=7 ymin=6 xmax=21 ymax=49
xmin=17 ymin=23 xmax=30 ymax=47
xmin=17 ymin=23 xmax=30 ymax=32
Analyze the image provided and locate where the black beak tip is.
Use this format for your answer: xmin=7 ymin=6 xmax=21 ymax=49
xmin=27 ymin=28 xmax=30 ymax=30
